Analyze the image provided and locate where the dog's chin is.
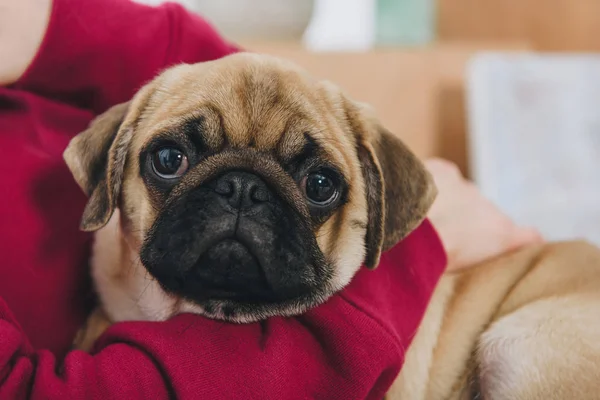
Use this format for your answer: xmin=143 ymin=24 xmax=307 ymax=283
xmin=166 ymin=284 xmax=336 ymax=324
xmin=175 ymin=285 xmax=333 ymax=323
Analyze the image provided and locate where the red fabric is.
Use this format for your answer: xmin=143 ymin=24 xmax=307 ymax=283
xmin=0 ymin=0 xmax=447 ymax=398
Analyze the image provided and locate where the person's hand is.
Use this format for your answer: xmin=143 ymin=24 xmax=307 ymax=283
xmin=425 ymin=158 xmax=543 ymax=271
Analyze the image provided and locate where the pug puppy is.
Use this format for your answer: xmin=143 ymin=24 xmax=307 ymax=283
xmin=64 ymin=53 xmax=600 ymax=399
xmin=65 ymin=52 xmax=435 ymax=335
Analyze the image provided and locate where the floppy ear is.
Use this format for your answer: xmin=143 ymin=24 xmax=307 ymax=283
xmin=344 ymin=100 xmax=437 ymax=269
xmin=63 ymin=102 xmax=132 ymax=232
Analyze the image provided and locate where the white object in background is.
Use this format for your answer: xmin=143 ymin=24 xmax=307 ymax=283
xmin=192 ymin=0 xmax=314 ymax=42
xmin=133 ymin=0 xmax=374 ymax=51
xmin=304 ymin=0 xmax=375 ymax=51
xmin=467 ymin=53 xmax=600 ymax=246
xmin=133 ymin=0 xmax=314 ymax=42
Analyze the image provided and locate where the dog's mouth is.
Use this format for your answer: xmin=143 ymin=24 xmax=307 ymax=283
xmin=188 ymin=237 xmax=273 ymax=301
xmin=142 ymin=222 xmax=332 ymax=320
xmin=203 ymin=238 xmax=258 ymax=270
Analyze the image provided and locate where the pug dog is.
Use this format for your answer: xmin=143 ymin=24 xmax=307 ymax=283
xmin=64 ymin=53 xmax=600 ymax=399
xmin=65 ymin=52 xmax=436 ymax=339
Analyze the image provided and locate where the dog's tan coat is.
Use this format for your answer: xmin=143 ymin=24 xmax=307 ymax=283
xmin=390 ymin=241 xmax=600 ymax=399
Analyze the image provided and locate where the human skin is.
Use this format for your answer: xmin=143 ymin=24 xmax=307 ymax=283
xmin=424 ymin=158 xmax=542 ymax=270
xmin=0 ymin=0 xmax=52 ymax=86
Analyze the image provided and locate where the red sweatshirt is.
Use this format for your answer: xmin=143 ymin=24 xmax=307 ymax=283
xmin=0 ymin=0 xmax=446 ymax=398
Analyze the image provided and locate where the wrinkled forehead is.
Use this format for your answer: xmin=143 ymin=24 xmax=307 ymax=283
xmin=129 ymin=56 xmax=356 ymax=169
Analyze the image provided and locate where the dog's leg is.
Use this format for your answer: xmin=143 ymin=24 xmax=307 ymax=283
xmin=475 ymin=241 xmax=600 ymax=400
xmin=476 ymin=294 xmax=600 ymax=400
xmin=72 ymin=307 xmax=113 ymax=352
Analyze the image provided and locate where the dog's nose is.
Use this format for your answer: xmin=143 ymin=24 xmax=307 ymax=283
xmin=213 ymin=171 xmax=270 ymax=209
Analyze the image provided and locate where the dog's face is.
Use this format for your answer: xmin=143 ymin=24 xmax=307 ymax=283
xmin=64 ymin=53 xmax=436 ymax=322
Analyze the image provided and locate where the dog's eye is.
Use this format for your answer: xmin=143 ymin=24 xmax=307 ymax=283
xmin=151 ymin=147 xmax=189 ymax=179
xmin=302 ymin=170 xmax=338 ymax=206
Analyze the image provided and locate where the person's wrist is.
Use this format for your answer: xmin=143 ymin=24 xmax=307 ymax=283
xmin=427 ymin=212 xmax=458 ymax=270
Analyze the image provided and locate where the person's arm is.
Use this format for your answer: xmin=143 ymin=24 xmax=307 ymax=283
xmin=0 ymin=0 xmax=52 ymax=87
xmin=0 ymin=220 xmax=446 ymax=400
xmin=7 ymin=0 xmax=239 ymax=114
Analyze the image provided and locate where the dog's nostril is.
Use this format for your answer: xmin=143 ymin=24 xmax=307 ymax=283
xmin=214 ymin=179 xmax=234 ymax=196
xmin=250 ymin=186 xmax=269 ymax=203
xmin=212 ymin=171 xmax=271 ymax=208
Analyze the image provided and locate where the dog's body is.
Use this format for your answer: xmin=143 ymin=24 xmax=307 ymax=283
xmin=64 ymin=53 xmax=600 ymax=399
xmin=391 ymin=240 xmax=600 ymax=399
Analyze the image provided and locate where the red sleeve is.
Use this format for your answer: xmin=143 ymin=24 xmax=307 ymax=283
xmin=11 ymin=0 xmax=239 ymax=114
xmin=0 ymin=221 xmax=445 ymax=400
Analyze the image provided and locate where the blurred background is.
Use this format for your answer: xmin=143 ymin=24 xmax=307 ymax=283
xmin=136 ymin=0 xmax=600 ymax=245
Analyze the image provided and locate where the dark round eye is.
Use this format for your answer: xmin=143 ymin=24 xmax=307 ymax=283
xmin=303 ymin=171 xmax=338 ymax=206
xmin=151 ymin=147 xmax=189 ymax=179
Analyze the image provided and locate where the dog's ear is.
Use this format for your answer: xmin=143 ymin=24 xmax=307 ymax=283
xmin=63 ymin=102 xmax=132 ymax=232
xmin=344 ymin=99 xmax=437 ymax=269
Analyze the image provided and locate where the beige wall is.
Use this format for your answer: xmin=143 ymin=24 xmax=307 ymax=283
xmin=438 ymin=0 xmax=600 ymax=51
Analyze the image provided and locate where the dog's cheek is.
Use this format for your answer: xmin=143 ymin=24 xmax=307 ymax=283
xmin=314 ymin=210 xmax=366 ymax=291
xmin=117 ymin=174 xmax=156 ymax=244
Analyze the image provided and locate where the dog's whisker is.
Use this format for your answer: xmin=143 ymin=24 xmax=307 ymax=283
xmin=133 ymin=280 xmax=153 ymax=306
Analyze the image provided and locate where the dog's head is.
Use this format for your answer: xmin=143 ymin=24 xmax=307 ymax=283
xmin=64 ymin=53 xmax=436 ymax=322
